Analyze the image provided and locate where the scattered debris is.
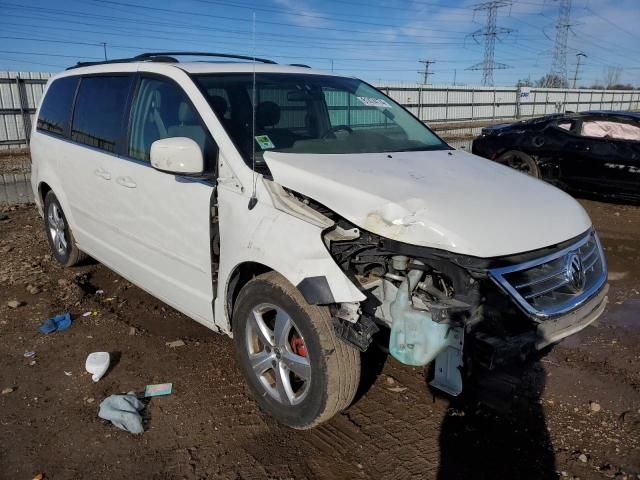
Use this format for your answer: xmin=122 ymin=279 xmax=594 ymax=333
xmin=31 ymin=473 xmax=43 ymax=480
xmin=29 ymin=360 xmax=36 ymax=367
xmin=1 ymin=387 xmax=15 ymax=395
xmin=39 ymin=312 xmax=72 ymax=334
xmin=7 ymin=300 xmax=23 ymax=309
xmin=95 ymin=289 xmax=104 ymax=295
xmin=387 ymin=386 xmax=408 ymax=393
xmin=85 ymin=352 xmax=110 ymax=382
xmin=128 ymin=327 xmax=137 ymax=336
xmin=385 ymin=375 xmax=396 ymax=386
xmin=86 ymin=397 xmax=95 ymax=404
xmin=82 ymin=311 xmax=93 ymax=317
xmin=23 ymin=351 xmax=35 ymax=358
xmin=578 ymin=453 xmax=588 ymax=463
xmin=589 ymin=401 xmax=601 ymax=413
xmin=26 ymin=284 xmax=41 ymax=295
xmin=166 ymin=340 xmax=185 ymax=348
xmin=98 ymin=392 xmax=145 ymax=434
xmin=64 ymin=371 xmax=72 ymax=377
xmin=144 ymin=383 xmax=173 ymax=397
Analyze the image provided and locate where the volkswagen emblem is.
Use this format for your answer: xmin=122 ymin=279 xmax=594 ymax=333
xmin=564 ymin=252 xmax=586 ymax=292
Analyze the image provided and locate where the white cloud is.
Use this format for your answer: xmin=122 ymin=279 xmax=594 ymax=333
xmin=272 ymin=0 xmax=329 ymax=28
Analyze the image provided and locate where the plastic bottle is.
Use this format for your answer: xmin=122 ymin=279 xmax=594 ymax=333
xmin=85 ymin=352 xmax=110 ymax=382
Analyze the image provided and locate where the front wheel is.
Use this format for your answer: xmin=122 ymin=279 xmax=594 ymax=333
xmin=233 ymin=271 xmax=360 ymax=429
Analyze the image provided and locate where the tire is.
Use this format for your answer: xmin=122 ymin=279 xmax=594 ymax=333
xmin=43 ymin=191 xmax=87 ymax=267
xmin=497 ymin=150 xmax=541 ymax=178
xmin=232 ymin=271 xmax=360 ymax=429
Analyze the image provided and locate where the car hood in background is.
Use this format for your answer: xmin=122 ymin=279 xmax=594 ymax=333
xmin=264 ymin=149 xmax=592 ymax=258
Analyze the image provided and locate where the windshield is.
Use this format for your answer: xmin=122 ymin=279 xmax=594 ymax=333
xmin=192 ymin=73 xmax=449 ymax=168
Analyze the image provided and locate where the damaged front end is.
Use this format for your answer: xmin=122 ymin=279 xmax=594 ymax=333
xmin=265 ymin=180 xmax=608 ymax=399
xmin=322 ymin=214 xmax=609 ymax=398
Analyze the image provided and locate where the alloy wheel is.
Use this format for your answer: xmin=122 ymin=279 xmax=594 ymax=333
xmin=245 ymin=303 xmax=311 ymax=406
xmin=47 ymin=202 xmax=68 ymax=255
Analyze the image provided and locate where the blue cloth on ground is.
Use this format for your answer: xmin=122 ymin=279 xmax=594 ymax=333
xmin=39 ymin=313 xmax=72 ymax=334
xmin=98 ymin=392 xmax=145 ymax=434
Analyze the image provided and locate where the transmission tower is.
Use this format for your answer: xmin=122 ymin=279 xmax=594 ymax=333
xmin=467 ymin=1 xmax=513 ymax=86
xmin=548 ymin=0 xmax=573 ymax=87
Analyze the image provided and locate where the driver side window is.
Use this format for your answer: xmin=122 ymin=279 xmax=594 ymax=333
xmin=128 ymin=76 xmax=217 ymax=170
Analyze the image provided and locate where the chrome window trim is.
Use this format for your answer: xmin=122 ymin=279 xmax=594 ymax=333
xmin=489 ymin=230 xmax=608 ymax=319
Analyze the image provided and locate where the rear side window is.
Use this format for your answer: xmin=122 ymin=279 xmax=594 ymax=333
xmin=71 ymin=76 xmax=132 ymax=153
xmin=37 ymin=76 xmax=79 ymax=137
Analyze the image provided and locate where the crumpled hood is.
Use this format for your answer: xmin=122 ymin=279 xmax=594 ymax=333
xmin=264 ymin=149 xmax=592 ymax=258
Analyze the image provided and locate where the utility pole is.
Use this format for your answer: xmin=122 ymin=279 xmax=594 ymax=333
xmin=102 ymin=42 xmax=108 ymax=61
xmin=572 ymin=52 xmax=586 ymax=88
xmin=467 ymin=1 xmax=513 ymax=86
xmin=418 ymin=60 xmax=435 ymax=85
xmin=453 ymin=69 xmax=457 ymax=86
xmin=548 ymin=0 xmax=573 ymax=87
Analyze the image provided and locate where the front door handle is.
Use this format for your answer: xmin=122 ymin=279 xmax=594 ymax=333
xmin=116 ymin=176 xmax=137 ymax=188
xmin=94 ymin=168 xmax=111 ymax=180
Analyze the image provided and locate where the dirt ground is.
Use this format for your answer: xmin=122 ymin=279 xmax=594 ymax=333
xmin=0 ymin=151 xmax=31 ymax=175
xmin=0 ymin=198 xmax=639 ymax=480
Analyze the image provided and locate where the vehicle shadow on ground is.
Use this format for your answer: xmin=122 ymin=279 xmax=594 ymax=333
xmin=437 ymin=359 xmax=556 ymax=479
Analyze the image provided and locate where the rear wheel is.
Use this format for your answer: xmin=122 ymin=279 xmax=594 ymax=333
xmin=43 ymin=191 xmax=86 ymax=267
xmin=233 ymin=271 xmax=360 ymax=429
xmin=497 ymin=150 xmax=541 ymax=178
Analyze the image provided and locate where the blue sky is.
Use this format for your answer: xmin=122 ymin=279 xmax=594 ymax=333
xmin=0 ymin=0 xmax=638 ymax=86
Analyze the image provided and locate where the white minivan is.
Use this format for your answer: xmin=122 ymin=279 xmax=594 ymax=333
xmin=31 ymin=52 xmax=608 ymax=428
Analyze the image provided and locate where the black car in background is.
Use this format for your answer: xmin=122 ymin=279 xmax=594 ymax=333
xmin=472 ymin=111 xmax=640 ymax=202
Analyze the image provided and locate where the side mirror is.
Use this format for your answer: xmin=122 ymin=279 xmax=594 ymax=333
xmin=150 ymin=137 xmax=204 ymax=175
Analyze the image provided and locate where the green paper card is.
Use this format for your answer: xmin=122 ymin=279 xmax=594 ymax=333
xmin=255 ymin=135 xmax=275 ymax=150
xmin=144 ymin=383 xmax=173 ymax=397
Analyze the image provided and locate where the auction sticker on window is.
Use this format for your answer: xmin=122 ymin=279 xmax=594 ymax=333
xmin=356 ymin=96 xmax=392 ymax=108
xmin=255 ymin=135 xmax=275 ymax=150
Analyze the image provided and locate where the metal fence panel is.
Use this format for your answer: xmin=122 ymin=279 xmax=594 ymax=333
xmin=1 ymin=71 xmax=639 ymax=152
xmin=0 ymin=71 xmax=51 ymax=150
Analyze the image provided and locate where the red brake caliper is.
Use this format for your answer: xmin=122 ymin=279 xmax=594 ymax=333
xmin=291 ymin=335 xmax=307 ymax=357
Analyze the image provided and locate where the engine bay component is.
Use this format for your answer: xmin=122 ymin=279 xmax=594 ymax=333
xmin=334 ymin=315 xmax=380 ymax=352
xmin=388 ymin=261 xmax=452 ymax=366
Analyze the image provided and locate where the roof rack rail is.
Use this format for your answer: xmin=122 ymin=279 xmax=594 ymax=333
xmin=67 ymin=51 xmax=277 ymax=70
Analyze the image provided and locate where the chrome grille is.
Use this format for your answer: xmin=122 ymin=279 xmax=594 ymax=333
xmin=490 ymin=231 xmax=607 ymax=319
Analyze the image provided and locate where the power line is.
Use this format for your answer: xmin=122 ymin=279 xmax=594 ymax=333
xmin=467 ymin=1 xmax=514 ymax=86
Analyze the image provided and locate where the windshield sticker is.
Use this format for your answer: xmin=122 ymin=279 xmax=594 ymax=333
xmin=356 ymin=96 xmax=392 ymax=108
xmin=255 ymin=135 xmax=275 ymax=150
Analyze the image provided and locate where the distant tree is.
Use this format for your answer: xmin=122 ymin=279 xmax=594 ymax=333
xmin=609 ymin=83 xmax=635 ymax=90
xmin=535 ymin=74 xmax=568 ymax=88
xmin=516 ymin=78 xmax=533 ymax=87
xmin=602 ymin=66 xmax=623 ymax=89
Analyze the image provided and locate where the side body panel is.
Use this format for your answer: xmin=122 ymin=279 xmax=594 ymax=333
xmin=213 ymin=180 xmax=366 ymax=334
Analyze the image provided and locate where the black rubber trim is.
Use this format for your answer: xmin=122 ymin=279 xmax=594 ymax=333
xmin=296 ymin=276 xmax=335 ymax=305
